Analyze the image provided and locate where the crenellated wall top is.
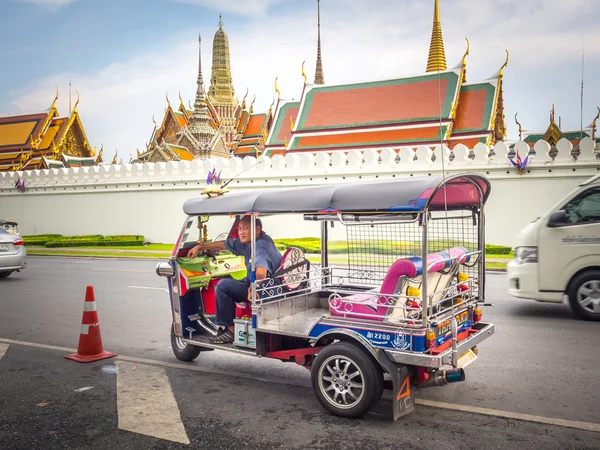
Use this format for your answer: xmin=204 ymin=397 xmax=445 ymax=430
xmin=1 ymin=138 xmax=598 ymax=192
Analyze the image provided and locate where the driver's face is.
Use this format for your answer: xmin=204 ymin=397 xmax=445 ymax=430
xmin=237 ymin=222 xmax=258 ymax=244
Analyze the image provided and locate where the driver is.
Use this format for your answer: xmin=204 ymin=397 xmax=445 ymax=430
xmin=187 ymin=216 xmax=282 ymax=344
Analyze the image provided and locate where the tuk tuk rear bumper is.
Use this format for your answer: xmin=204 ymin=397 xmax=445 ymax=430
xmin=384 ymin=322 xmax=494 ymax=369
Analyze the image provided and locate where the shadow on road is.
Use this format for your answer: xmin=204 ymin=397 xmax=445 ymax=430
xmin=509 ymin=302 xmax=577 ymax=320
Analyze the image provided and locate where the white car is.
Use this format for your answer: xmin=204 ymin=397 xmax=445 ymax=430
xmin=507 ymin=174 xmax=600 ymax=321
xmin=0 ymin=228 xmax=26 ymax=278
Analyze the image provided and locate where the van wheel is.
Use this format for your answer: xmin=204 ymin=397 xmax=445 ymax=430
xmin=311 ymin=341 xmax=384 ymax=418
xmin=0 ymin=272 xmax=12 ymax=279
xmin=170 ymin=324 xmax=202 ymax=361
xmin=568 ymin=270 xmax=600 ymax=321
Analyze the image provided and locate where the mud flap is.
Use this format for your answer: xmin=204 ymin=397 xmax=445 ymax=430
xmin=377 ymin=353 xmax=415 ymax=421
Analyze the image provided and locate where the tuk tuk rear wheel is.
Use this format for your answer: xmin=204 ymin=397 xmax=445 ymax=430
xmin=170 ymin=324 xmax=202 ymax=361
xmin=311 ymin=341 xmax=383 ymax=418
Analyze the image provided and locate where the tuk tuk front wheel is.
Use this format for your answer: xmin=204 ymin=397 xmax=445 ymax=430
xmin=170 ymin=324 xmax=202 ymax=361
xmin=311 ymin=341 xmax=383 ymax=418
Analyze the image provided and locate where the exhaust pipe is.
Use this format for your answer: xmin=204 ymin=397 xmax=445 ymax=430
xmin=188 ymin=314 xmax=219 ymax=336
xmin=418 ymin=368 xmax=465 ymax=388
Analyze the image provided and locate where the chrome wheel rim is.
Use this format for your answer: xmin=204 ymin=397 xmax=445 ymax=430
xmin=577 ymin=280 xmax=600 ymax=315
xmin=318 ymin=355 xmax=365 ymax=410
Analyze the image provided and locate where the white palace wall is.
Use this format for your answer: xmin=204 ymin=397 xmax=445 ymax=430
xmin=0 ymin=138 xmax=598 ymax=247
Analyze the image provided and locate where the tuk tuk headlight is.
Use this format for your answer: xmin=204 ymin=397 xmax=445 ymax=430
xmin=515 ymin=246 xmax=538 ymax=264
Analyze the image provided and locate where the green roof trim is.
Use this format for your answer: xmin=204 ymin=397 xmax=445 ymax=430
xmin=266 ymin=102 xmax=299 ymax=146
xmin=524 ymin=134 xmax=544 ymax=143
xmin=297 ymin=71 xmax=460 ymax=131
xmin=452 ymin=82 xmax=497 ymax=133
xmin=524 ymin=130 xmax=592 ymax=143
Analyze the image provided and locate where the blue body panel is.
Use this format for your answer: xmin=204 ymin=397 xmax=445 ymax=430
xmin=310 ymin=323 xmax=426 ymax=352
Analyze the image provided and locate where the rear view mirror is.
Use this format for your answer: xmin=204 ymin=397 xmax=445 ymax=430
xmin=548 ymin=210 xmax=567 ymax=228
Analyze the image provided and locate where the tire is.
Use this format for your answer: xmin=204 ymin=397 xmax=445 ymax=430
xmin=311 ymin=341 xmax=384 ymax=418
xmin=568 ymin=270 xmax=600 ymax=321
xmin=170 ymin=324 xmax=202 ymax=361
xmin=0 ymin=272 xmax=12 ymax=279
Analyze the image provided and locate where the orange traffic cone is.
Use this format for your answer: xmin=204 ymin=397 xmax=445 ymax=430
xmin=64 ymin=286 xmax=116 ymax=363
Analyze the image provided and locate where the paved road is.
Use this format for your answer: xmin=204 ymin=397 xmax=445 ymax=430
xmin=1 ymin=256 xmax=599 ymax=448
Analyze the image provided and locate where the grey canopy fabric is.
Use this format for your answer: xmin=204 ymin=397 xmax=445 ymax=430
xmin=183 ymin=174 xmax=490 ymax=216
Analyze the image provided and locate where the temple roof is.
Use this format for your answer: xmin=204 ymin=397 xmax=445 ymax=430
xmin=289 ymin=125 xmax=449 ymax=151
xmin=451 ymin=80 xmax=498 ymax=137
xmin=243 ymin=113 xmax=267 ymax=137
xmin=0 ymin=113 xmax=50 ymax=152
xmin=295 ymin=69 xmax=461 ymax=132
xmin=265 ymin=101 xmax=300 ymax=148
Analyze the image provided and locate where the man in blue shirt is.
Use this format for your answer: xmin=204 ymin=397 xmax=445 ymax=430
xmin=188 ymin=216 xmax=282 ymax=344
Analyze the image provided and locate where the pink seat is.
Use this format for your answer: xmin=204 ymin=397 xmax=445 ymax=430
xmin=329 ymin=247 xmax=467 ymax=320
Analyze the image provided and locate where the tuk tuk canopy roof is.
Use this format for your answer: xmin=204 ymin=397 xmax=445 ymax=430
xmin=183 ymin=174 xmax=491 ymax=216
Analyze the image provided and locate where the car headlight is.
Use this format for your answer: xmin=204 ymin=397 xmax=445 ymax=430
xmin=515 ymin=246 xmax=538 ymax=264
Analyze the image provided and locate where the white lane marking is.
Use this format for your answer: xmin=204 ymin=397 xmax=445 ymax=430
xmin=116 ymin=361 xmax=190 ymax=445
xmin=94 ymin=269 xmax=153 ymax=273
xmin=127 ymin=286 xmax=168 ymax=291
xmin=1 ymin=337 xmax=599 ymax=434
xmin=0 ymin=343 xmax=8 ymax=360
xmin=416 ymin=399 xmax=600 ymax=433
xmin=74 ymin=386 xmax=94 ymax=392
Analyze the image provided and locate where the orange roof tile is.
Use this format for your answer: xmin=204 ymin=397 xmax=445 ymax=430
xmin=453 ymin=82 xmax=496 ymax=133
xmin=244 ymin=114 xmax=267 ymax=137
xmin=297 ymin=71 xmax=460 ymax=131
xmin=266 ymin=102 xmax=299 ymax=147
xmin=291 ymin=126 xmax=446 ymax=151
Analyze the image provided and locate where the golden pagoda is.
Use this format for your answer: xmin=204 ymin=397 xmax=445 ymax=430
xmin=0 ymin=90 xmax=101 ymax=172
xmin=137 ymin=16 xmax=274 ymax=163
xmin=207 ymin=15 xmax=239 ymax=144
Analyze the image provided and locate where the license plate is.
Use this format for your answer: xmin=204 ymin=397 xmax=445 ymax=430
xmin=457 ymin=349 xmax=478 ymax=368
xmin=436 ymin=310 xmax=470 ymax=337
xmin=0 ymin=244 xmax=8 ymax=252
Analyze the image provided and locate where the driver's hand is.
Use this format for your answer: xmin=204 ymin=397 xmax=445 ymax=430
xmin=188 ymin=245 xmax=201 ymax=259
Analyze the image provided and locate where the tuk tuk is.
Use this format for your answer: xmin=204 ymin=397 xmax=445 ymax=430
xmin=156 ymin=174 xmax=495 ymax=420
xmin=0 ymin=219 xmax=19 ymax=235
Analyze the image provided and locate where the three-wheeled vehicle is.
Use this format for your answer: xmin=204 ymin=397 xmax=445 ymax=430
xmin=156 ymin=174 xmax=495 ymax=420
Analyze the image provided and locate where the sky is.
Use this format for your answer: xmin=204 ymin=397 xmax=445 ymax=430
xmin=1 ymin=0 xmax=600 ymax=163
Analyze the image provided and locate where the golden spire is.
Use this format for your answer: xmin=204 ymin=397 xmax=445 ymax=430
xmin=302 ymin=60 xmax=307 ymax=85
xmin=499 ymin=49 xmax=509 ymax=77
xmin=426 ymin=0 xmax=447 ymax=73
xmin=72 ymin=90 xmax=80 ymax=113
xmin=314 ymin=0 xmax=325 ymax=84
xmin=515 ymin=113 xmax=523 ymax=141
xmin=52 ymin=86 xmax=59 ymax=110
xmin=275 ymin=77 xmax=280 ymax=100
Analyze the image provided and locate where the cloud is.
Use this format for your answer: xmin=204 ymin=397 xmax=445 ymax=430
xmin=14 ymin=0 xmax=79 ymax=8
xmin=168 ymin=0 xmax=291 ymax=18
xmin=5 ymin=0 xmax=600 ymax=164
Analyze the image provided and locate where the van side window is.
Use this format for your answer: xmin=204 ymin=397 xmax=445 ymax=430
xmin=564 ymin=187 xmax=600 ymax=224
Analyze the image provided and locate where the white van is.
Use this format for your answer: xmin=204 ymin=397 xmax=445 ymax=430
xmin=507 ymin=174 xmax=600 ymax=321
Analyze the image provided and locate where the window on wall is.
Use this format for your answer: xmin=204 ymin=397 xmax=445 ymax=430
xmin=564 ymin=187 xmax=600 ymax=224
